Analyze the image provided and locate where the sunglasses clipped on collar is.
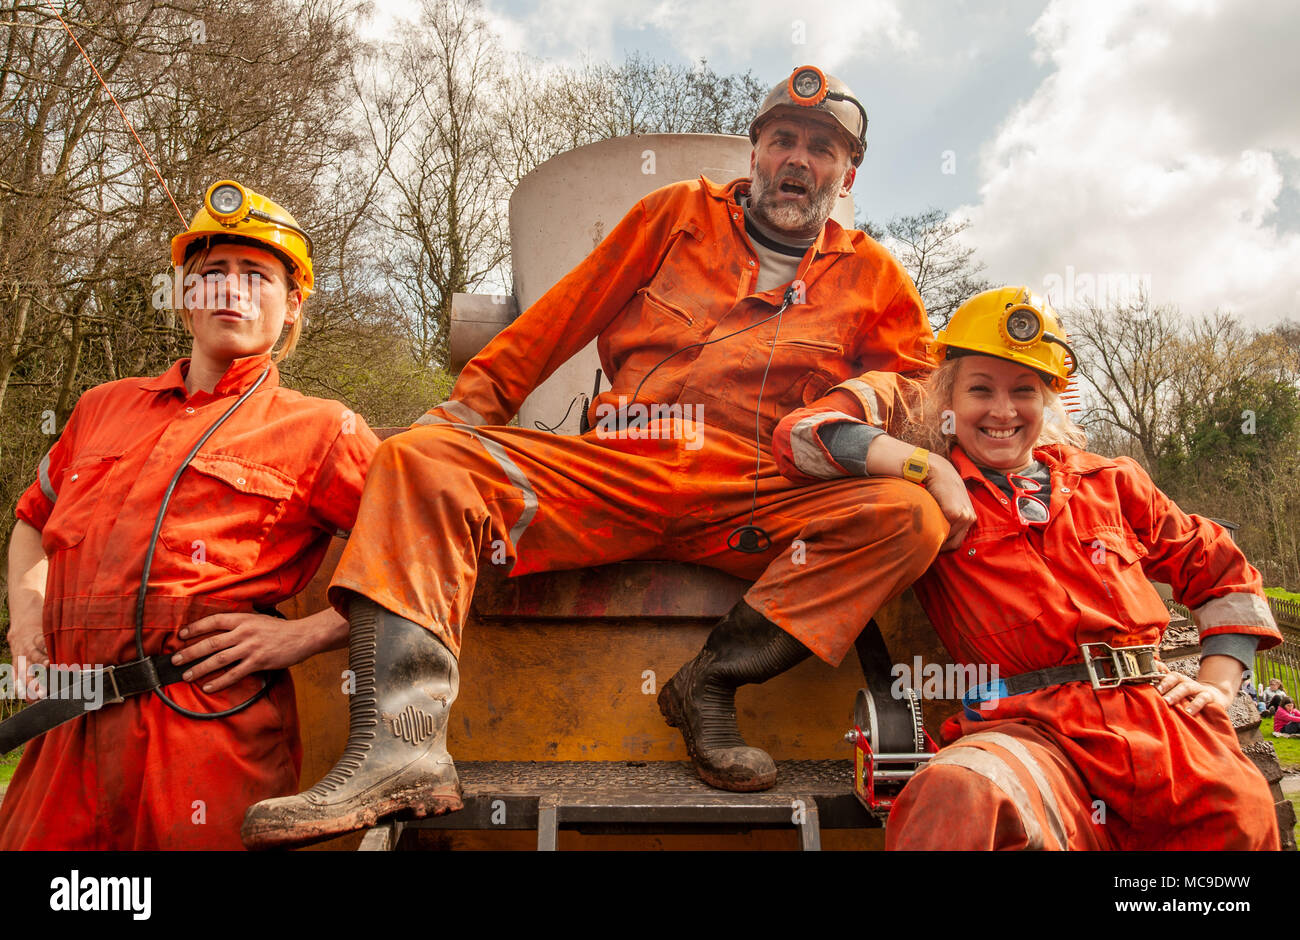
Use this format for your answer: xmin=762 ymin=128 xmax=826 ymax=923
xmin=1008 ymin=473 xmax=1050 ymax=525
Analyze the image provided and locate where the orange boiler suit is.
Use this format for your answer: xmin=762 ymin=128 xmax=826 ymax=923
xmin=773 ymin=426 xmax=1281 ymax=850
xmin=0 ymin=355 xmax=378 ymax=850
xmin=328 ymin=176 xmax=947 ymax=667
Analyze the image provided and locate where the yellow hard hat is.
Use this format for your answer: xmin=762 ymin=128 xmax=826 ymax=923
xmin=171 ymin=180 xmax=314 ymax=296
xmin=935 ymin=286 xmax=1076 ymax=392
xmin=749 ymin=65 xmax=868 ymax=166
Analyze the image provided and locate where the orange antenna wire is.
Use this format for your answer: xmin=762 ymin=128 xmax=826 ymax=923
xmin=43 ymin=0 xmax=187 ymax=225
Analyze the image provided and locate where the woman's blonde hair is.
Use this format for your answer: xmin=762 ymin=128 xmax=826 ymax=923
xmin=907 ymin=355 xmax=1087 ymax=456
xmin=175 ymin=236 xmax=304 ymax=363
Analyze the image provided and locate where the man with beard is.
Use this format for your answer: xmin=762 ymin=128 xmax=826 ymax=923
xmin=242 ymin=66 xmax=967 ymax=849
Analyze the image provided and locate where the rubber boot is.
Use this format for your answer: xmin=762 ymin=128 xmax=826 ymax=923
xmin=241 ymin=597 xmax=463 ymax=849
xmin=658 ymin=601 xmax=811 ymax=792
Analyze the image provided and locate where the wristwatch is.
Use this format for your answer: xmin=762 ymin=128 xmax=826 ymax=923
xmin=902 ymin=447 xmax=930 ymax=484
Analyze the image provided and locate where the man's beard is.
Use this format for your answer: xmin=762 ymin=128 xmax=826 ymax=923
xmin=748 ymin=163 xmax=841 ymax=238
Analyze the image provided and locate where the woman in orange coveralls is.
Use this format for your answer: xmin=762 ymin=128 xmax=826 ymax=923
xmin=0 ymin=181 xmax=378 ymax=850
xmin=774 ymin=286 xmax=1281 ymax=850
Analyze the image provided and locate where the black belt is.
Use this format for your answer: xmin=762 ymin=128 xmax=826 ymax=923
xmin=1 ymin=652 xmax=221 ymax=755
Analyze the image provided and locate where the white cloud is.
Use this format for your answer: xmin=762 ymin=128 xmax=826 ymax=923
xmin=359 ymin=0 xmax=422 ymax=41
xmin=636 ymin=0 xmax=916 ymax=71
xmin=959 ymin=0 xmax=1300 ymax=326
xmin=491 ymin=0 xmax=625 ymax=62
xmin=478 ymin=0 xmax=915 ymax=72
xmin=479 ymin=5 xmax=531 ymax=55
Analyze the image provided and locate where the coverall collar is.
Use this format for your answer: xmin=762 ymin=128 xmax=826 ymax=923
xmin=714 ymin=177 xmax=857 ymax=258
xmin=951 ymin=442 xmax=1114 ymax=485
xmin=1032 ymin=444 xmax=1116 ymax=476
xmin=140 ymin=354 xmax=279 ymax=398
xmin=953 ymin=444 xmax=1120 ymax=526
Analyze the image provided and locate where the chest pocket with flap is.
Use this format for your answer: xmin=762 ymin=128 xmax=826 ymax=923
xmin=43 ymin=452 xmax=125 ymax=552
xmin=952 ymin=521 xmax=1047 ymax=638
xmin=159 ymin=453 xmax=296 ymax=574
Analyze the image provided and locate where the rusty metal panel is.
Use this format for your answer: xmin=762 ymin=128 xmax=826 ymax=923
xmin=472 ymin=562 xmax=748 ymax=620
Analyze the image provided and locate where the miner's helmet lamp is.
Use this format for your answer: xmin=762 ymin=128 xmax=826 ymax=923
xmin=170 ymin=180 xmax=315 ymax=297
xmin=749 ymin=65 xmax=869 ymax=166
xmin=935 ymin=286 xmax=1077 ymax=393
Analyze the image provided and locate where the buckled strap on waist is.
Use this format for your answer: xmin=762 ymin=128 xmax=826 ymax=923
xmin=962 ymin=643 xmax=1162 ymax=719
xmin=1080 ymin=642 xmax=1160 ymax=688
xmin=0 ymin=653 xmax=193 ymax=755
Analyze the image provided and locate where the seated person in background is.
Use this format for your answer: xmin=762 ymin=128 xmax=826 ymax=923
xmin=1261 ymin=677 xmax=1286 ymax=711
xmin=773 ymin=286 xmax=1281 ymax=850
xmin=1271 ymin=697 xmax=1300 ymax=737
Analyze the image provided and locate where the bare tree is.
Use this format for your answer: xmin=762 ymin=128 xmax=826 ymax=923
xmin=491 ymin=53 xmax=765 ymax=192
xmin=354 ymin=0 xmax=510 ymax=367
xmin=354 ymin=11 xmax=769 ymax=368
xmin=1069 ymin=295 xmax=1187 ymax=470
xmin=861 ymin=209 xmax=990 ymax=330
xmin=542 ymin=53 xmax=765 ymax=143
xmin=0 ymin=0 xmax=365 ymax=559
xmin=1066 ymin=298 xmax=1300 ymax=584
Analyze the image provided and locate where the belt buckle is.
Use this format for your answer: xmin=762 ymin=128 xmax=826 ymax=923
xmin=1080 ymin=642 xmax=1159 ymax=690
xmin=98 ymin=664 xmax=125 ymax=707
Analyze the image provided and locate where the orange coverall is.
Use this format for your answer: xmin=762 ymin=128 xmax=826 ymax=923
xmin=328 ymin=176 xmax=946 ymax=667
xmin=0 ymin=355 xmax=377 ymax=850
xmin=774 ymin=427 xmax=1281 ymax=849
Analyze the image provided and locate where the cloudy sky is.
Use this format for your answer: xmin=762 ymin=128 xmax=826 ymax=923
xmin=368 ymin=0 xmax=1300 ymax=327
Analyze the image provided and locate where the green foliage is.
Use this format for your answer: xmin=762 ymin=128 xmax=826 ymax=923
xmin=280 ymin=322 xmax=456 ymax=429
xmin=1155 ymin=375 xmax=1300 ymax=522
xmin=0 ymin=753 xmax=20 ymax=788
xmin=1165 ymin=377 xmax=1300 ymax=587
xmin=859 ymin=209 xmax=991 ymax=330
xmin=1173 ymin=376 xmax=1300 ymax=469
xmin=1077 ymin=311 xmax=1300 ymax=588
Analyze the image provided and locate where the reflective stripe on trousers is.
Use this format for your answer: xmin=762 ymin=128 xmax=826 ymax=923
xmin=925 ymin=730 xmax=1070 ymax=850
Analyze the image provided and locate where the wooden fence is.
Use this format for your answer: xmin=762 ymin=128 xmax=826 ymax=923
xmin=1269 ymin=596 xmax=1300 ymax=630
xmin=1169 ymin=596 xmax=1300 ymax=697
xmin=1256 ymin=596 xmax=1300 ymax=702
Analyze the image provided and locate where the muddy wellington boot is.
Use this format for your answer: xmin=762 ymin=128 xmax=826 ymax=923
xmin=658 ymin=601 xmax=812 ymax=792
xmin=241 ymin=596 xmax=463 ymax=849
